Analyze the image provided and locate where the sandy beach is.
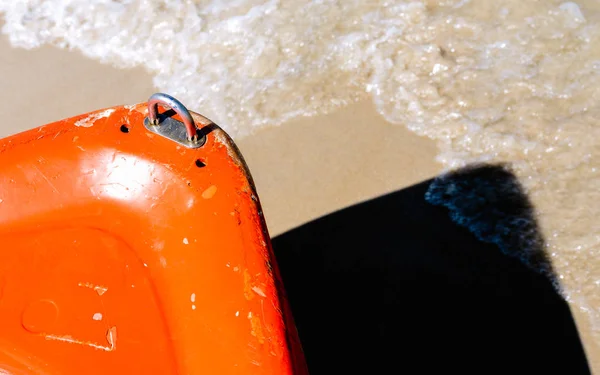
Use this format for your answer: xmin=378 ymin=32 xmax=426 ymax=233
xmin=0 ymin=36 xmax=441 ymax=236
xmin=1 ymin=36 xmax=598 ymax=373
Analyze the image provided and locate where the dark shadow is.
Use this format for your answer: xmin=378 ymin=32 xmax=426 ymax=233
xmin=197 ymin=123 xmax=219 ymax=138
xmin=157 ymin=108 xmax=177 ymax=121
xmin=272 ymin=164 xmax=590 ymax=374
xmin=157 ymin=106 xmax=219 ymax=138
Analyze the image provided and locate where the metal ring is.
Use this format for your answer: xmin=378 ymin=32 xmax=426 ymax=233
xmin=147 ymin=93 xmax=198 ymax=141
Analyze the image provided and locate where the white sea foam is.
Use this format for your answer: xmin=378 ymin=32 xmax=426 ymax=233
xmin=2 ymin=0 xmax=600 ymax=346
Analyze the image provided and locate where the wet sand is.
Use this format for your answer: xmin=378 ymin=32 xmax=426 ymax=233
xmin=1 ymin=37 xmax=597 ymax=373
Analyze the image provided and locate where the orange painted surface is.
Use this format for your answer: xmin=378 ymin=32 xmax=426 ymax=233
xmin=0 ymin=103 xmax=308 ymax=374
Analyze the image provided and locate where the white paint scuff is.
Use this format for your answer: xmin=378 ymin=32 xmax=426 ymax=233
xmin=45 ymin=326 xmax=117 ymax=352
xmin=251 ymin=286 xmax=266 ymax=297
xmin=74 ymin=109 xmax=116 ymax=127
xmin=78 ymin=282 xmax=108 ymax=296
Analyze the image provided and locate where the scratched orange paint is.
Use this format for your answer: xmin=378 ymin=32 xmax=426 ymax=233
xmin=0 ymin=102 xmax=308 ymax=374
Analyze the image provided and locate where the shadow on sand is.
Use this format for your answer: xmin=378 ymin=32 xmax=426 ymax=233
xmin=272 ymin=164 xmax=590 ymax=374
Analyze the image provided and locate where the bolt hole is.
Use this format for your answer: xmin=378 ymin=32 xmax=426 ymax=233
xmin=120 ymin=124 xmax=130 ymax=133
xmin=195 ymin=159 xmax=206 ymax=168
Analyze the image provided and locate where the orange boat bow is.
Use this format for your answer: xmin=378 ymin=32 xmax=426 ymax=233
xmin=0 ymin=96 xmax=308 ymax=374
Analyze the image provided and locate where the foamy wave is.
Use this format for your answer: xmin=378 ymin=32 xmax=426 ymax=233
xmin=3 ymin=0 xmax=600 ymax=346
xmin=0 ymin=0 xmax=372 ymax=136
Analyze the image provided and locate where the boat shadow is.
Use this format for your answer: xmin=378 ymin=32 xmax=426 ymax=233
xmin=272 ymin=164 xmax=590 ymax=374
